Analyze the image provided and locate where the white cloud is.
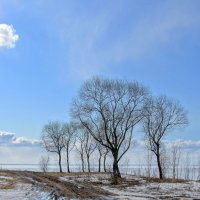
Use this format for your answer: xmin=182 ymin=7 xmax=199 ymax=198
xmin=0 ymin=24 xmax=19 ymax=48
xmin=0 ymin=131 xmax=15 ymax=144
xmin=0 ymin=131 xmax=43 ymax=164
xmin=0 ymin=131 xmax=40 ymax=147
xmin=0 ymin=130 xmax=199 ymax=165
xmin=165 ymin=139 xmax=200 ymax=150
xmin=12 ymin=137 xmax=41 ymax=146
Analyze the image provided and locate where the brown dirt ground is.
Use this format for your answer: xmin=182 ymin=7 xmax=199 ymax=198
xmin=0 ymin=171 xmax=193 ymax=199
xmin=0 ymin=170 xmax=112 ymax=199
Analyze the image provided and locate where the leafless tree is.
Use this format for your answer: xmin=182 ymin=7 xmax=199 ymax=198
xmin=96 ymin=143 xmax=109 ymax=172
xmin=41 ymin=121 xmax=65 ymax=173
xmin=71 ymin=77 xmax=148 ymax=180
xmin=75 ymin=129 xmax=86 ymax=172
xmin=184 ymin=152 xmax=190 ymax=180
xmin=62 ymin=122 xmax=76 ymax=173
xmin=160 ymin=148 xmax=170 ymax=178
xmin=81 ymin=126 xmax=97 ymax=172
xmin=75 ymin=125 xmax=96 ymax=173
xmin=145 ymin=150 xmax=153 ymax=177
xmin=171 ymin=142 xmax=182 ymax=179
xmin=103 ymin=147 xmax=109 ymax=172
xmin=39 ymin=156 xmax=50 ymax=172
xmin=96 ymin=142 xmax=104 ymax=172
xmin=142 ymin=96 xmax=188 ymax=179
xmin=197 ymin=155 xmax=200 ymax=181
xmin=124 ymin=158 xmax=130 ymax=175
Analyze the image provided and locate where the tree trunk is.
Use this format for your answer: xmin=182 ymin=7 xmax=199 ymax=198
xmin=156 ymin=153 xmax=163 ymax=179
xmin=81 ymin=153 xmax=85 ymax=172
xmin=87 ymin=155 xmax=90 ymax=172
xmin=66 ymin=148 xmax=70 ymax=173
xmin=113 ymin=151 xmax=121 ymax=182
xmin=98 ymin=154 xmax=102 ymax=172
xmin=103 ymin=150 xmax=108 ymax=172
xmin=116 ymin=163 xmax=121 ymax=177
xmin=58 ymin=152 xmax=62 ymax=173
xmin=173 ymin=162 xmax=176 ymax=179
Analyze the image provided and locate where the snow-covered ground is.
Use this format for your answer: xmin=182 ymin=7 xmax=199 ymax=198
xmin=60 ymin=173 xmax=200 ymax=200
xmin=1 ymin=171 xmax=200 ymax=199
xmin=103 ymin=180 xmax=200 ymax=199
xmin=0 ymin=184 xmax=51 ymax=200
xmin=0 ymin=173 xmax=52 ymax=200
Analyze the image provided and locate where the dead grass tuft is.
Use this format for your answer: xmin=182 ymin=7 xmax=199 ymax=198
xmin=144 ymin=177 xmax=188 ymax=183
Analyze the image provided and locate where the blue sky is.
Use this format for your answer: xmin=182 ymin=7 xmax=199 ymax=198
xmin=0 ymin=0 xmax=200 ymax=144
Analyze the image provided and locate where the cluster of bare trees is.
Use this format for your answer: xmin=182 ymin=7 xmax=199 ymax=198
xmin=41 ymin=121 xmax=76 ymax=173
xmin=41 ymin=121 xmax=110 ymax=173
xmin=75 ymin=125 xmax=97 ymax=172
xmin=129 ymin=148 xmax=200 ymax=181
xmin=41 ymin=77 xmax=188 ymax=180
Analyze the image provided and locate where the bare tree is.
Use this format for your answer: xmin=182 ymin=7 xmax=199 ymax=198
xmin=71 ymin=77 xmax=148 ymax=180
xmin=85 ymin=132 xmax=96 ymax=172
xmin=160 ymin=148 xmax=170 ymax=179
xmin=80 ymin=126 xmax=97 ymax=172
xmin=103 ymin=147 xmax=109 ymax=172
xmin=39 ymin=156 xmax=50 ymax=172
xmin=145 ymin=150 xmax=153 ymax=177
xmin=41 ymin=121 xmax=65 ymax=173
xmin=197 ymin=155 xmax=200 ymax=181
xmin=142 ymin=96 xmax=188 ymax=179
xmin=62 ymin=122 xmax=76 ymax=173
xmin=171 ymin=141 xmax=182 ymax=179
xmin=96 ymin=144 xmax=110 ymax=173
xmin=75 ymin=129 xmax=86 ymax=172
xmin=124 ymin=158 xmax=130 ymax=175
xmin=97 ymin=142 xmax=104 ymax=172
xmin=184 ymin=152 xmax=190 ymax=180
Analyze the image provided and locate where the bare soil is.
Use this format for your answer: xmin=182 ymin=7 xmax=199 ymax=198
xmin=1 ymin=170 xmax=112 ymax=199
xmin=1 ymin=171 xmax=199 ymax=200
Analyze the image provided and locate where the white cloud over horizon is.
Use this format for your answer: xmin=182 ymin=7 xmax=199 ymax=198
xmin=0 ymin=130 xmax=199 ymax=165
xmin=0 ymin=24 xmax=19 ymax=48
xmin=0 ymin=131 xmax=44 ymax=164
xmin=0 ymin=131 xmax=41 ymax=147
xmin=1 ymin=130 xmax=200 ymax=151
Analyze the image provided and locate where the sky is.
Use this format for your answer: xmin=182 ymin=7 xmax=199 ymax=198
xmin=0 ymin=0 xmax=200 ymax=164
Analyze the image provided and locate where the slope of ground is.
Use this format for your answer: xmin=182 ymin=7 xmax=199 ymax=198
xmin=0 ymin=171 xmax=200 ymax=199
xmin=60 ymin=173 xmax=200 ymax=200
xmin=0 ymin=172 xmax=51 ymax=199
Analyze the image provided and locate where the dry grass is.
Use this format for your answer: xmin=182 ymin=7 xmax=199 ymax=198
xmin=143 ymin=176 xmax=189 ymax=183
xmin=3 ymin=171 xmax=113 ymax=199
xmin=0 ymin=172 xmax=20 ymax=189
xmin=43 ymin=171 xmax=109 ymax=177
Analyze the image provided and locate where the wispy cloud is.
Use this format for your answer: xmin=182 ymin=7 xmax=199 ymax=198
xmin=0 ymin=24 xmax=19 ymax=48
xmin=53 ymin=1 xmax=200 ymax=80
